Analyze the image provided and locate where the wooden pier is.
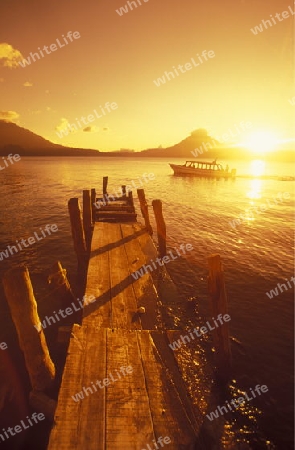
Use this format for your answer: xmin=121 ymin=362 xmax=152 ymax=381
xmin=47 ymin=182 xmax=205 ymax=449
xmin=2 ymin=178 xmax=231 ymax=449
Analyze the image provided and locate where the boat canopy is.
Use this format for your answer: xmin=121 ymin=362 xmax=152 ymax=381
xmin=184 ymin=161 xmax=224 ymax=170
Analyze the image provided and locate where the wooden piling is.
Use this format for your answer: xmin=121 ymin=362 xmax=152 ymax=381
xmin=48 ymin=261 xmax=77 ymax=314
xmin=208 ymin=254 xmax=232 ymax=384
xmin=137 ymin=189 xmax=153 ymax=235
xmin=83 ymin=189 xmax=92 ymax=252
xmin=29 ymin=391 xmax=57 ymax=421
xmin=152 ymin=199 xmax=166 ymax=257
xmin=68 ymin=198 xmax=88 ymax=277
xmin=103 ymin=176 xmax=108 ymax=196
xmin=91 ymin=188 xmax=96 ymax=224
xmin=2 ymin=266 xmax=55 ymax=391
xmin=128 ymin=190 xmax=134 ymax=207
xmin=121 ymin=185 xmax=127 ymax=198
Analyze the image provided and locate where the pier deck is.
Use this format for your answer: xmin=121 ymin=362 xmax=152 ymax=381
xmin=48 ymin=199 xmax=203 ymax=449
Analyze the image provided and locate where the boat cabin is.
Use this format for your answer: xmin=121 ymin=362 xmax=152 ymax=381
xmin=183 ymin=161 xmax=225 ymax=171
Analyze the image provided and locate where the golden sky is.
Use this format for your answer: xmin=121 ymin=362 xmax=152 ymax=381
xmin=0 ymin=0 xmax=294 ymax=151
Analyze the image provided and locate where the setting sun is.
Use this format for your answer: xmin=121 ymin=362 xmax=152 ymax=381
xmin=245 ymin=131 xmax=278 ymax=154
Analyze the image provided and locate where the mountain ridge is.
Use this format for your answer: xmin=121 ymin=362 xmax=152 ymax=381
xmin=0 ymin=120 xmax=294 ymax=161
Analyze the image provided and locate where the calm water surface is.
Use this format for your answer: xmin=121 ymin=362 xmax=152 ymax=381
xmin=0 ymin=157 xmax=294 ymax=449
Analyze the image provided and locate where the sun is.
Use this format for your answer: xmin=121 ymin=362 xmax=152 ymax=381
xmin=245 ymin=131 xmax=278 ymax=154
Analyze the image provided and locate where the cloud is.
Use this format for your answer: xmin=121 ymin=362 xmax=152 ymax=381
xmin=83 ymin=126 xmax=99 ymax=133
xmin=56 ymin=117 xmax=78 ymax=134
xmin=56 ymin=118 xmax=70 ymax=131
xmin=0 ymin=110 xmax=19 ymax=122
xmin=0 ymin=43 xmax=23 ymax=68
xmin=23 ymin=81 xmax=33 ymax=87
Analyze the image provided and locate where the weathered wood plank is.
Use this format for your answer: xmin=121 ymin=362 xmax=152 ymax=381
xmin=138 ymin=331 xmax=199 ymax=449
xmin=106 ymin=329 xmax=154 ymax=448
xmin=107 ymin=224 xmax=139 ymax=329
xmin=48 ymin=324 xmax=88 ymax=450
xmin=97 ymin=206 xmax=135 ymax=212
xmin=83 ymin=222 xmax=112 ymax=326
xmin=48 ymin=325 xmax=107 ymax=449
xmin=151 ymin=332 xmax=203 ymax=434
xmin=76 ymin=326 xmax=107 ymax=449
xmin=96 ymin=211 xmax=137 ymax=222
xmin=121 ymin=223 xmax=160 ymax=330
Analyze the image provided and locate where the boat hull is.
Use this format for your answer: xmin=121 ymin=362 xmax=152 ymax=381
xmin=169 ymin=163 xmax=234 ymax=178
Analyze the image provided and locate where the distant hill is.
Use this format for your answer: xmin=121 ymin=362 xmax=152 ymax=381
xmin=140 ymin=128 xmax=295 ymax=161
xmin=0 ymin=120 xmax=100 ymax=156
xmin=140 ymin=129 xmax=220 ymax=158
xmin=0 ymin=121 xmax=294 ymax=161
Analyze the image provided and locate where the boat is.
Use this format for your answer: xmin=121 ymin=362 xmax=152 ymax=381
xmin=169 ymin=160 xmax=236 ymax=178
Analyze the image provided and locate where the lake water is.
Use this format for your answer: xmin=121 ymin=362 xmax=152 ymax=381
xmin=0 ymin=156 xmax=294 ymax=449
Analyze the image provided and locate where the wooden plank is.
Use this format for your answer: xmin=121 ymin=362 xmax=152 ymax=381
xmin=131 ymin=222 xmax=158 ymax=262
xmin=107 ymin=224 xmax=140 ymax=329
xmin=83 ymin=222 xmax=112 ymax=327
xmin=106 ymin=329 xmax=154 ymax=448
xmin=48 ymin=325 xmax=88 ymax=450
xmin=96 ymin=212 xmax=137 ymax=221
xmin=97 ymin=206 xmax=135 ymax=212
xmin=138 ymin=331 xmax=198 ymax=449
xmin=76 ymin=326 xmax=107 ymax=449
xmin=121 ymin=223 xmax=160 ymax=330
xmin=48 ymin=325 xmax=107 ymax=450
xmin=151 ymin=332 xmax=204 ymax=437
xmin=95 ymin=198 xmax=127 ymax=204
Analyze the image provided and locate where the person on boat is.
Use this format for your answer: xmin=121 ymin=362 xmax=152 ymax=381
xmin=212 ymin=159 xmax=217 ymax=164
xmin=225 ymin=164 xmax=229 ymax=172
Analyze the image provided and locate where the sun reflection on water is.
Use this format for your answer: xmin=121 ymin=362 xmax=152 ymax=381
xmin=250 ymin=159 xmax=265 ymax=177
xmin=247 ymin=179 xmax=262 ymax=200
xmin=247 ymin=160 xmax=265 ymax=200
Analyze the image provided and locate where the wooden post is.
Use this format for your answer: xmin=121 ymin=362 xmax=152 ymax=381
xmin=152 ymin=199 xmax=166 ymax=257
xmin=47 ymin=261 xmax=83 ymax=324
xmin=91 ymin=188 xmax=96 ymax=224
xmin=48 ymin=261 xmax=77 ymax=313
xmin=29 ymin=391 xmax=57 ymax=421
xmin=121 ymin=185 xmax=126 ymax=199
xmin=128 ymin=191 xmax=134 ymax=209
xmin=83 ymin=189 xmax=92 ymax=252
xmin=208 ymin=254 xmax=232 ymax=384
xmin=103 ymin=176 xmax=108 ymax=196
xmin=137 ymin=189 xmax=153 ymax=235
xmin=2 ymin=266 xmax=55 ymax=392
xmin=68 ymin=198 xmax=88 ymax=277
